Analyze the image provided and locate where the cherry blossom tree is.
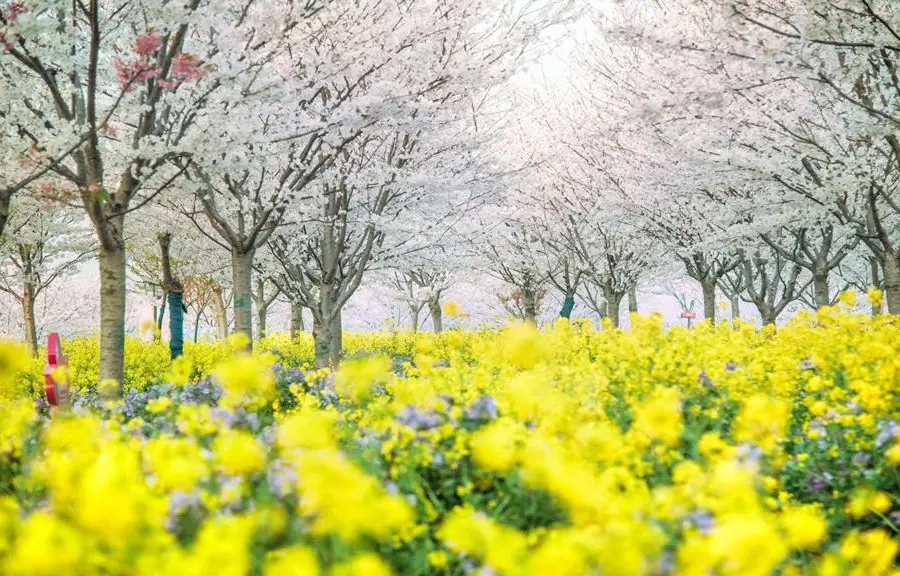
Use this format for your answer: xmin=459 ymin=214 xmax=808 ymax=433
xmin=0 ymin=0 xmax=306 ymax=386
xmin=0 ymin=193 xmax=93 ymax=353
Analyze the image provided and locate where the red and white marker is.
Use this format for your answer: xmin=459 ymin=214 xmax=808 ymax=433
xmin=43 ymin=332 xmax=69 ymax=409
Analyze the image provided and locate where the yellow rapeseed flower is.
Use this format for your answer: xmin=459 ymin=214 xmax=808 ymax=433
xmin=264 ymin=545 xmax=319 ymax=576
xmin=332 ymin=553 xmax=393 ymax=576
xmin=214 ymin=429 xmax=266 ymax=477
xmin=334 ymin=354 xmax=392 ymax=402
xmin=470 ymin=418 xmax=520 ymax=473
xmin=780 ymin=506 xmax=827 ymax=549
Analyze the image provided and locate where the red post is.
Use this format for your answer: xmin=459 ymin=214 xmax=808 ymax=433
xmin=680 ymin=310 xmax=697 ymax=328
xmin=43 ymin=332 xmax=69 ymax=410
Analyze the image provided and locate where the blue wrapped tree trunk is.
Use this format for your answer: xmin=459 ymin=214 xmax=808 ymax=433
xmin=168 ymin=291 xmax=184 ymax=359
xmin=560 ymin=296 xmax=575 ymax=319
xmin=158 ymin=232 xmax=184 ymax=359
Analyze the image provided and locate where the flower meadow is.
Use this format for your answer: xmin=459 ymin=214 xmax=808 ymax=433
xmin=4 ymin=302 xmax=900 ymax=574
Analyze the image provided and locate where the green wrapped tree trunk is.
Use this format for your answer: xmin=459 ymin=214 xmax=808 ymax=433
xmin=168 ymin=291 xmax=184 ymax=359
xmin=559 ymin=296 xmax=575 ymax=319
xmin=158 ymin=233 xmax=184 ymax=359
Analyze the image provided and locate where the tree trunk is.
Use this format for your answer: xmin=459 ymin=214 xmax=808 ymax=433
xmin=99 ymin=244 xmax=127 ymax=390
xmin=231 ymin=249 xmax=254 ymax=345
xmin=328 ymin=311 xmax=342 ymax=366
xmin=883 ymin=256 xmax=900 ymax=314
xmin=168 ymin=291 xmax=184 ymax=359
xmin=156 ymin=293 xmax=166 ymax=339
xmin=313 ymin=283 xmax=339 ymax=369
xmin=559 ymin=295 xmax=575 ymax=319
xmin=628 ymin=286 xmax=638 ymax=313
xmin=313 ymin=315 xmax=328 ymax=368
xmin=701 ymin=281 xmax=716 ymax=325
xmin=522 ymin=287 xmax=538 ymax=324
xmin=871 ymin=256 xmax=882 ymax=316
xmin=812 ymin=271 xmax=829 ymax=309
xmin=429 ymin=297 xmax=443 ymax=333
xmin=409 ymin=304 xmax=420 ymax=333
xmin=730 ymin=294 xmax=740 ymax=321
xmin=194 ymin=312 xmax=202 ymax=343
xmin=212 ymin=287 xmax=229 ymax=340
xmin=605 ymin=291 xmax=623 ymax=328
xmin=761 ymin=308 xmax=776 ymax=326
xmin=257 ymin=302 xmax=268 ymax=339
xmin=158 ymin=232 xmax=182 ymax=355
xmin=0 ymin=190 xmax=12 ymax=241
xmin=22 ymin=281 xmax=37 ymax=357
xmin=290 ymin=303 xmax=305 ymax=338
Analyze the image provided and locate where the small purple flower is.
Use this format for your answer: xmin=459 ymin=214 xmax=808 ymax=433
xmin=266 ymin=460 xmax=298 ymax=498
xmin=736 ymin=443 xmax=763 ymax=465
xmin=34 ymin=396 xmax=49 ymax=416
xmin=724 ymin=361 xmax=737 ymax=372
xmin=258 ymin=426 xmax=277 ymax=446
xmin=800 ymin=357 xmax=815 ymax=371
xmin=805 ymin=474 xmax=827 ymax=494
xmin=396 ymin=405 xmax=441 ymax=431
xmin=697 ymin=370 xmax=713 ymax=388
xmin=876 ymin=420 xmax=899 ymax=447
xmin=685 ymin=510 xmax=715 ymax=534
xmin=851 ymin=452 xmax=871 ymax=467
xmin=165 ymin=490 xmax=202 ymax=532
xmin=461 ymin=560 xmax=478 ymax=575
xmin=356 ymin=432 xmax=378 ymax=449
xmin=121 ymin=389 xmax=148 ymax=418
xmin=176 ymin=378 xmax=222 ymax=405
xmin=655 ymin=552 xmax=675 ymax=575
xmin=465 ymin=395 xmax=498 ymax=421
xmin=808 ymin=421 xmax=826 ymax=439
xmin=211 ymin=407 xmax=237 ymax=427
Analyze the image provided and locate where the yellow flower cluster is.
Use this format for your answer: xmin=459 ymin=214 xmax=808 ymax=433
xmin=2 ymin=304 xmax=900 ymax=574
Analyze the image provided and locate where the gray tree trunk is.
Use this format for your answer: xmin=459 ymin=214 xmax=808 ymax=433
xmin=313 ymin=315 xmax=329 ymax=368
xmin=328 ymin=311 xmax=342 ymax=365
xmin=523 ymin=287 xmax=538 ymax=324
xmin=0 ymin=190 xmax=12 ymax=242
xmin=313 ymin=283 xmax=341 ymax=368
xmin=871 ymin=256 xmax=882 ymax=316
xmin=606 ymin=292 xmax=623 ymax=328
xmin=194 ymin=312 xmax=202 ymax=344
xmin=99 ymin=243 xmax=127 ymax=388
xmin=22 ymin=280 xmax=37 ymax=357
xmin=313 ymin=311 xmax=342 ymax=369
xmin=883 ymin=256 xmax=900 ymax=314
xmin=628 ymin=286 xmax=638 ymax=314
xmin=212 ymin=287 xmax=229 ymax=340
xmin=290 ymin=303 xmax=305 ymax=338
xmin=409 ymin=305 xmax=420 ymax=333
xmin=812 ymin=271 xmax=829 ymax=309
xmin=730 ymin=294 xmax=740 ymax=321
xmin=257 ymin=305 xmax=268 ymax=339
xmin=701 ymin=281 xmax=716 ymax=325
xmin=155 ymin=293 xmax=166 ymax=340
xmin=231 ymin=250 xmax=254 ymax=345
xmin=428 ymin=297 xmax=442 ymax=333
